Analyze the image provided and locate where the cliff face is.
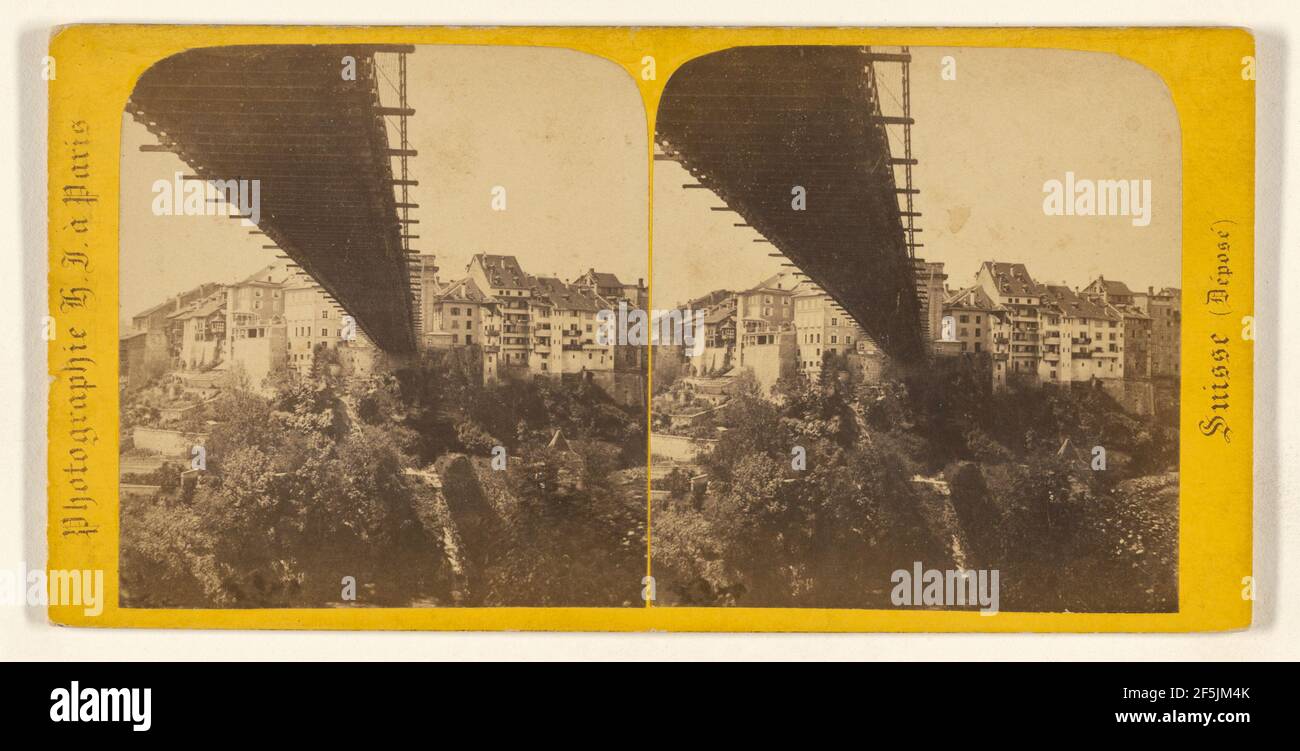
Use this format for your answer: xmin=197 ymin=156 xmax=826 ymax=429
xmin=405 ymin=454 xmax=503 ymax=606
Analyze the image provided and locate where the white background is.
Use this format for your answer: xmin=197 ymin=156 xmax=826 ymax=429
xmin=1 ymin=0 xmax=1293 ymax=661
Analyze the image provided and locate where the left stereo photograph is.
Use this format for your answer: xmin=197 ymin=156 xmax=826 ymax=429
xmin=117 ymin=45 xmax=651 ymax=609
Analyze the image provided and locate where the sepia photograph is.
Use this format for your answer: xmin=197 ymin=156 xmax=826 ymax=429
xmin=116 ymin=45 xmax=650 ymax=608
xmin=8 ymin=0 xmax=1280 ymax=708
xmin=650 ymin=46 xmax=1182 ymax=613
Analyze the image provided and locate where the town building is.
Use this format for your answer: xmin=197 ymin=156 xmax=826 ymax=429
xmin=223 ymin=263 xmax=288 ymax=362
xmin=424 ymin=277 xmax=497 ymax=349
xmin=914 ymin=258 xmax=947 ymax=350
xmin=532 ymin=276 xmax=612 ymax=375
xmin=976 ymin=261 xmax=1044 ymax=382
xmin=572 ymin=269 xmax=649 ymax=392
xmin=119 ymin=330 xmax=149 ymax=392
xmin=414 ymin=253 xmax=441 ymax=341
xmin=1081 ymin=276 xmax=1136 ymax=307
xmin=736 ymin=326 xmax=798 ymax=396
xmin=1081 ymin=276 xmax=1152 ymax=380
xmin=468 ymin=254 xmax=534 ymax=373
xmin=793 ymin=285 xmax=867 ymax=383
xmin=1114 ymin=303 xmax=1153 ymax=379
xmin=688 ymin=298 xmax=736 ymax=375
xmin=229 ymin=320 xmax=287 ymax=391
xmin=1146 ymin=287 xmax=1182 ymax=378
xmin=1038 ymin=285 xmax=1124 ymax=383
xmin=573 ymin=268 xmax=648 ymax=310
xmin=128 ymin=281 xmax=222 ymax=378
xmin=734 ymin=281 xmax=795 ymax=389
xmin=942 ymin=285 xmax=1011 ymax=389
xmin=283 ymin=278 xmax=361 ymax=376
xmin=168 ymin=293 xmax=227 ymax=370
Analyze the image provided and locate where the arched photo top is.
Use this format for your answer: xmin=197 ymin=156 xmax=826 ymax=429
xmin=120 ymin=44 xmax=648 ymax=351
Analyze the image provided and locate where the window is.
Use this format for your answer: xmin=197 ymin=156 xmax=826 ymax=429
xmin=321 ymin=328 xmax=327 ymax=337
xmin=321 ymin=310 xmax=329 ymax=319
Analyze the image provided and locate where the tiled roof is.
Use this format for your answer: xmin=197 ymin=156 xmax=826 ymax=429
xmin=533 ymin=276 xmax=606 ymax=312
xmin=685 ymin=290 xmax=733 ymax=310
xmin=943 ymin=284 xmax=1004 ymax=312
xmin=132 ymin=299 xmax=175 ymax=319
xmin=580 ymin=269 xmax=624 ymax=289
xmin=435 ymin=277 xmax=494 ymax=305
xmin=1099 ymin=278 xmax=1133 ymax=296
xmin=168 ymin=295 xmax=225 ymax=320
xmin=741 ymin=284 xmax=795 ymax=296
xmin=1113 ymin=303 xmax=1150 ymax=320
xmin=982 ymin=261 xmax=1041 ymax=297
xmin=1042 ymin=285 xmax=1116 ymax=320
xmin=235 ymin=263 xmax=288 ymax=287
xmin=704 ymin=305 xmax=735 ymax=324
xmin=472 ymin=254 xmax=530 ymax=289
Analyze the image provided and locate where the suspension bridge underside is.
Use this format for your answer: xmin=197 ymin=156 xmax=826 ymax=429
xmin=128 ymin=44 xmax=418 ymax=352
xmin=656 ymin=45 xmax=925 ymax=362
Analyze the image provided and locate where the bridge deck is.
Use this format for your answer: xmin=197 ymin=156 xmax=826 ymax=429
xmin=128 ymin=44 xmax=418 ymax=352
xmin=656 ymin=45 xmax=925 ymax=362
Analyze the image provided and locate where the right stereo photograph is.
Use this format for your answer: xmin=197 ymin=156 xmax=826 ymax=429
xmin=649 ymin=45 xmax=1182 ymax=614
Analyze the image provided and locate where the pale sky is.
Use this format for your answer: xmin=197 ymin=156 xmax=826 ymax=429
xmin=651 ymin=46 xmax=1183 ymax=306
xmin=120 ymin=45 xmax=648 ymax=323
xmin=121 ymin=45 xmax=1181 ymax=322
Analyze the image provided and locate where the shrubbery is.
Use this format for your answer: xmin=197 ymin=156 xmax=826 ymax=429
xmin=655 ymin=354 xmax=1178 ymax=612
